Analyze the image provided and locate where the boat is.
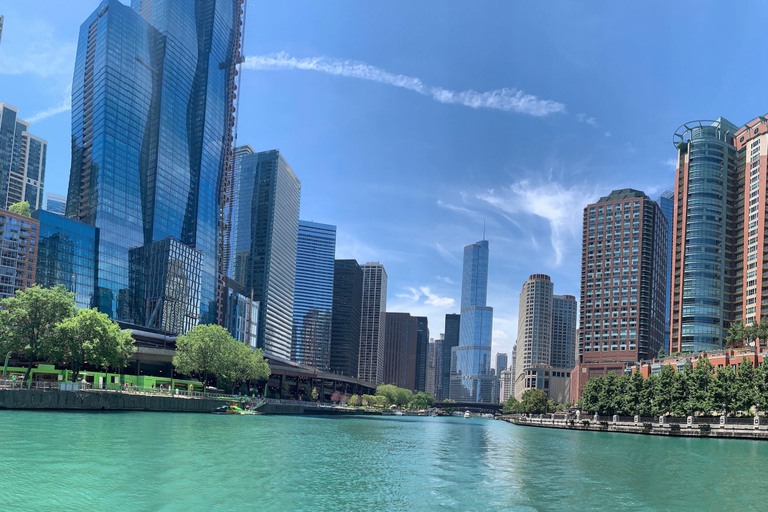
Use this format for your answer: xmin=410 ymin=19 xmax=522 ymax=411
xmin=213 ymin=404 xmax=254 ymax=415
xmin=464 ymin=411 xmax=471 ymax=419
xmin=394 ymin=410 xmax=404 ymax=416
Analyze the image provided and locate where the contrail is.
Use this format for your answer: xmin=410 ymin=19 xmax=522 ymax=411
xmin=244 ymin=52 xmax=566 ymax=117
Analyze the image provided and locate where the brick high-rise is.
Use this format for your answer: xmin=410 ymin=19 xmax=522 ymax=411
xmin=571 ymin=189 xmax=668 ymax=403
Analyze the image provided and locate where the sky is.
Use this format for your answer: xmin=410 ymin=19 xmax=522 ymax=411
xmin=3 ymin=1 xmax=768 ymax=362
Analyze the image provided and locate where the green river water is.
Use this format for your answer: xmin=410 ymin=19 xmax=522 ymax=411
xmin=0 ymin=411 xmax=765 ymax=511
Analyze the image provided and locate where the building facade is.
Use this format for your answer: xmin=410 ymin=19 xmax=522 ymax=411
xmin=0 ymin=209 xmax=38 ymax=300
xmin=0 ymin=103 xmax=46 ymax=211
xmin=383 ymin=312 xmax=418 ymax=390
xmin=329 ymin=259 xmax=363 ymax=377
xmin=233 ymin=149 xmax=301 ymax=360
xmin=500 ymin=369 xmax=514 ymax=403
xmin=33 ymin=209 xmax=97 ymax=309
xmin=45 ymin=193 xmax=66 ymax=215
xmin=441 ymin=314 xmax=460 ymax=401
xmin=450 ymin=240 xmax=494 ymax=403
xmin=656 ymin=190 xmax=674 ymax=353
xmin=359 ymin=263 xmax=387 ymax=384
xmin=291 ymin=220 xmax=336 ymax=370
xmin=425 ymin=339 xmax=436 ymax=397
xmin=414 ymin=316 xmax=429 ymax=392
xmin=572 ymin=189 xmax=668 ymax=402
xmin=66 ymin=0 xmax=242 ymax=332
xmin=495 ymin=352 xmax=508 ymax=377
xmin=552 ymin=295 xmax=578 ymax=370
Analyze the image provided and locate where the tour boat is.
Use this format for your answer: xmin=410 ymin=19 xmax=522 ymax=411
xmin=464 ymin=411 xmax=471 ymax=419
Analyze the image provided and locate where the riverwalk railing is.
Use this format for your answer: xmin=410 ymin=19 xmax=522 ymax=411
xmin=0 ymin=379 xmax=61 ymax=391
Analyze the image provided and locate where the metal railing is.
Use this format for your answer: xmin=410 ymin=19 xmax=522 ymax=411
xmin=0 ymin=379 xmax=61 ymax=390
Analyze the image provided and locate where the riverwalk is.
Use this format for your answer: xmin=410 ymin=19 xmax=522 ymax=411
xmin=504 ymin=412 xmax=768 ymax=440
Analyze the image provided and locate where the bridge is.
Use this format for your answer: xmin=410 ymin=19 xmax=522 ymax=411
xmin=447 ymin=402 xmax=503 ymax=413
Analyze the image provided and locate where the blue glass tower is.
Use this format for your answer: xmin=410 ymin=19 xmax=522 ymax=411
xmin=66 ymin=0 xmax=241 ymax=333
xmin=450 ymin=240 xmax=494 ymax=402
xmin=291 ymin=220 xmax=336 ymax=370
xmin=656 ymin=190 xmax=674 ymax=353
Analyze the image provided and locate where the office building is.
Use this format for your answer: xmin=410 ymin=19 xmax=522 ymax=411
xmin=500 ymin=369 xmax=514 ymax=403
xmin=233 ymin=149 xmax=301 ymax=359
xmin=572 ymin=189 xmax=668 ymax=402
xmin=359 ymin=262 xmax=387 ymax=384
xmin=656 ymin=190 xmax=674 ymax=353
xmin=45 ymin=193 xmax=66 ymax=215
xmin=229 ymin=144 xmax=255 ymax=285
xmin=495 ymin=352 xmax=508 ymax=377
xmin=450 ymin=240 xmax=494 ymax=403
xmin=441 ymin=314 xmax=460 ymax=401
xmin=330 ymin=259 xmax=363 ymax=377
xmin=291 ymin=220 xmax=336 ymax=370
xmin=384 ymin=312 xmax=418 ymax=390
xmin=0 ymin=209 xmax=38 ymax=300
xmin=414 ymin=316 xmax=429 ymax=392
xmin=552 ymin=295 xmax=578 ymax=370
xmin=425 ymin=339 xmax=436 ymax=397
xmin=33 ymin=209 xmax=97 ymax=309
xmin=0 ymin=103 xmax=46 ymax=211
xmin=66 ymin=0 xmax=243 ymax=332
xmin=510 ymin=344 xmax=517 ymax=379
xmin=221 ymin=277 xmax=258 ymax=348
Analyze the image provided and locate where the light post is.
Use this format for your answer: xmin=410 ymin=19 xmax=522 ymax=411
xmin=2 ymin=351 xmax=11 ymax=377
xmin=722 ymin=402 xmax=726 ymax=418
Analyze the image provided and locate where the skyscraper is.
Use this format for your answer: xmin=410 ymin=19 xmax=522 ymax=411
xmin=414 ymin=316 xmax=429 ymax=392
xmin=291 ymin=220 xmax=336 ymax=370
xmin=551 ymin=295 xmax=577 ymax=370
xmin=656 ymin=190 xmax=674 ymax=353
xmin=441 ymin=314 xmax=460 ymax=401
xmin=0 ymin=209 xmax=38 ymax=300
xmin=0 ymin=103 xmax=46 ymax=211
xmin=229 ymin=145 xmax=255 ymax=285
xmin=359 ymin=262 xmax=387 ymax=384
xmin=45 ymin=193 xmax=66 ymax=215
xmin=425 ymin=339 xmax=436 ymax=397
xmin=330 ymin=259 xmax=363 ymax=377
xmin=495 ymin=352 xmax=508 ymax=377
xmin=384 ymin=312 xmax=418 ymax=390
xmin=572 ymin=189 xmax=668 ymax=402
xmin=66 ymin=0 xmax=242 ymax=331
xmin=234 ymin=149 xmax=301 ymax=360
xmin=450 ymin=240 xmax=494 ymax=403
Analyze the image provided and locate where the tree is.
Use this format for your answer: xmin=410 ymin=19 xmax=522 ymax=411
xmin=0 ymin=285 xmax=76 ymax=382
xmin=395 ymin=387 xmax=413 ymax=406
xmin=172 ymin=324 xmax=232 ymax=393
xmin=8 ymin=201 xmax=30 ymax=217
xmin=689 ymin=357 xmax=714 ymax=415
xmin=670 ymin=364 xmax=693 ymax=417
xmin=734 ymin=359 xmax=756 ymax=415
xmin=410 ymin=392 xmax=434 ymax=409
xmin=640 ymin=374 xmax=659 ymax=416
xmin=757 ymin=316 xmax=768 ymax=351
xmin=624 ymin=370 xmax=644 ymax=415
xmin=658 ymin=347 xmax=666 ymax=359
xmin=376 ymin=384 xmax=398 ymax=404
xmin=598 ymin=372 xmax=622 ymax=415
xmin=51 ymin=308 xmax=135 ymax=383
xmin=348 ymin=394 xmax=361 ymax=406
xmin=711 ymin=365 xmax=737 ymax=417
xmin=520 ymin=389 xmax=549 ymax=414
xmin=218 ymin=342 xmax=270 ymax=394
xmin=755 ymin=359 xmax=768 ymax=414
xmin=503 ymin=396 xmax=521 ymax=414
xmin=745 ymin=322 xmax=759 ymax=349
xmin=726 ymin=320 xmax=745 ymax=348
xmin=656 ymin=365 xmax=676 ymax=415
xmin=330 ymin=390 xmax=342 ymax=403
xmin=579 ymin=376 xmax=604 ymax=413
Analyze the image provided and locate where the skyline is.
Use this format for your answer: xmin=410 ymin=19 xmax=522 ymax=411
xmin=7 ymin=1 xmax=768 ymax=358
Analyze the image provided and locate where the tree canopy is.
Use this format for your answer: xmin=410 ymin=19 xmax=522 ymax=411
xmin=8 ymin=201 xmax=30 ymax=217
xmin=503 ymin=389 xmax=551 ymax=414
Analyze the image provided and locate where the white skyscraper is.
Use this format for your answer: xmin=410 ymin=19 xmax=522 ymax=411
xmin=359 ymin=262 xmax=387 ymax=384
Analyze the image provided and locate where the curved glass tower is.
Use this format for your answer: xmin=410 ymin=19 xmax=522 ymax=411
xmin=449 ymin=240 xmax=494 ymax=403
xmin=671 ymin=118 xmax=738 ymax=352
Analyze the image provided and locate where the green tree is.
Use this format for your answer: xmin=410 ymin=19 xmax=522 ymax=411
xmin=578 ymin=376 xmax=603 ymax=413
xmin=755 ymin=359 xmax=768 ymax=413
xmin=640 ymin=373 xmax=659 ymax=416
xmin=172 ymin=324 xmax=232 ymax=393
xmin=745 ymin=322 xmax=759 ymax=349
xmin=520 ymin=389 xmax=549 ymax=414
xmin=756 ymin=316 xmax=768 ymax=351
xmin=410 ymin=392 xmax=434 ymax=409
xmin=218 ymin=342 xmax=270 ymax=394
xmin=623 ymin=370 xmax=644 ymax=415
xmin=726 ymin=320 xmax=745 ymax=348
xmin=8 ymin=201 xmax=30 ymax=217
xmin=734 ymin=359 xmax=756 ymax=415
xmin=656 ymin=364 xmax=676 ymax=415
xmin=670 ymin=364 xmax=693 ymax=417
xmin=0 ymin=285 xmax=76 ymax=382
xmin=376 ymin=384 xmax=398 ymax=404
xmin=51 ymin=308 xmax=135 ymax=383
xmin=348 ymin=394 xmax=361 ymax=406
xmin=689 ymin=357 xmax=714 ymax=415
xmin=395 ymin=387 xmax=413 ymax=406
xmin=598 ymin=372 xmax=622 ymax=415
xmin=711 ymin=364 xmax=737 ymax=416
xmin=658 ymin=347 xmax=666 ymax=358
xmin=503 ymin=396 xmax=521 ymax=414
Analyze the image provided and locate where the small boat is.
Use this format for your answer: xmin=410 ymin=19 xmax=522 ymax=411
xmin=394 ymin=410 xmax=404 ymax=416
xmin=213 ymin=404 xmax=254 ymax=415
xmin=464 ymin=411 xmax=471 ymax=419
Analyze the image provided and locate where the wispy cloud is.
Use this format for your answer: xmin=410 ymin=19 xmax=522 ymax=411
xmin=27 ymin=84 xmax=72 ymax=123
xmin=0 ymin=21 xmax=75 ymax=77
xmin=420 ymin=286 xmax=455 ymax=308
xmin=436 ymin=275 xmax=455 ymax=285
xmin=493 ymin=329 xmax=510 ymax=340
xmin=664 ymin=157 xmax=678 ymax=168
xmin=396 ymin=287 xmax=421 ymax=301
xmin=577 ymin=113 xmax=598 ymax=127
xmin=434 ymin=242 xmax=461 ymax=266
xmin=244 ymin=52 xmax=566 ymax=117
xmin=478 ymin=179 xmax=597 ymax=266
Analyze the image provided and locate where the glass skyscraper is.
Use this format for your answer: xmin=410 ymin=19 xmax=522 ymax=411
xmin=0 ymin=103 xmax=46 ymax=211
xmin=450 ymin=240 xmax=494 ymax=403
xmin=33 ymin=209 xmax=97 ymax=310
xmin=45 ymin=193 xmax=66 ymax=216
xmin=66 ymin=0 xmax=241 ymax=332
xmin=656 ymin=190 xmax=674 ymax=353
xmin=440 ymin=313 xmax=460 ymax=401
xmin=291 ymin=220 xmax=336 ymax=370
xmin=330 ymin=259 xmax=363 ymax=377
xmin=232 ymin=148 xmax=301 ymax=360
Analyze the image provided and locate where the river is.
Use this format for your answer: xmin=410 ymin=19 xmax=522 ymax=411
xmin=0 ymin=411 xmax=764 ymax=511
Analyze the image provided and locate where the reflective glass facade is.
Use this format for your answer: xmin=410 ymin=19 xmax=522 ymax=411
xmin=291 ymin=220 xmax=336 ymax=370
xmin=414 ymin=317 xmax=429 ymax=392
xmin=440 ymin=313 xmax=460 ymax=401
xmin=450 ymin=240 xmax=494 ymax=403
xmin=234 ymin=149 xmax=301 ymax=360
xmin=67 ymin=0 xmax=240 ymax=332
xmin=45 ymin=193 xmax=67 ymax=215
xmin=0 ymin=210 xmax=38 ymax=299
xmin=33 ymin=209 xmax=97 ymax=309
xmin=0 ymin=103 xmax=46 ymax=211
xmin=329 ymin=259 xmax=363 ymax=378
xmin=656 ymin=190 xmax=674 ymax=352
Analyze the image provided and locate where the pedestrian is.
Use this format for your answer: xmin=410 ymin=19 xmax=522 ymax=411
xmin=81 ymin=377 xmax=87 ymax=390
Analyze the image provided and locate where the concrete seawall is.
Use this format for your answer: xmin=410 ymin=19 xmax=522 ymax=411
xmin=504 ymin=415 xmax=768 ymax=441
xmin=0 ymin=390 xmax=222 ymax=413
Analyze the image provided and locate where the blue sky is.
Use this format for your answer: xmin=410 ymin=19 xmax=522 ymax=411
xmin=3 ymin=1 xmax=768 ymax=360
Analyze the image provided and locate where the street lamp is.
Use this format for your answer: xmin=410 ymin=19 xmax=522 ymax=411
xmin=722 ymin=402 xmax=726 ymax=418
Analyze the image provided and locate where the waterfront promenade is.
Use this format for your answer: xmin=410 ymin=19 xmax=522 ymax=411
xmin=506 ymin=412 xmax=768 ymax=440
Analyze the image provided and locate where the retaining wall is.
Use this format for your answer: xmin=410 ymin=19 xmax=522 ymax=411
xmin=0 ymin=390 xmax=221 ymax=413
